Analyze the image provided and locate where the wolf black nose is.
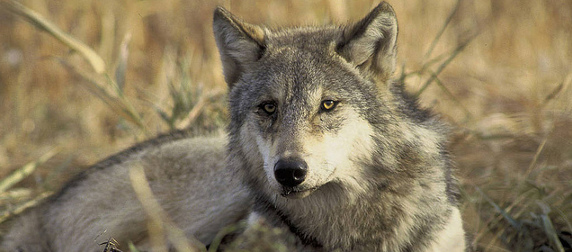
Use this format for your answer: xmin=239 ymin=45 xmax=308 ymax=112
xmin=274 ymin=158 xmax=308 ymax=187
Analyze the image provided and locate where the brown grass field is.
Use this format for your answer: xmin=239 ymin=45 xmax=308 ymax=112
xmin=0 ymin=0 xmax=571 ymax=251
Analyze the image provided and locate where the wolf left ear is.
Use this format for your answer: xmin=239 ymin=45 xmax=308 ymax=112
xmin=337 ymin=2 xmax=398 ymax=83
xmin=213 ymin=7 xmax=266 ymax=87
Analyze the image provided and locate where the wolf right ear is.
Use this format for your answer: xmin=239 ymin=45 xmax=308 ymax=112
xmin=213 ymin=7 xmax=266 ymax=87
xmin=337 ymin=2 xmax=398 ymax=83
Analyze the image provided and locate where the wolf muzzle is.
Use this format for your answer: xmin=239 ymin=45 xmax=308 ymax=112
xmin=274 ymin=157 xmax=308 ymax=187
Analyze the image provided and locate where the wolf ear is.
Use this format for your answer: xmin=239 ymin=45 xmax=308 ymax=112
xmin=213 ymin=7 xmax=266 ymax=87
xmin=337 ymin=2 xmax=398 ymax=83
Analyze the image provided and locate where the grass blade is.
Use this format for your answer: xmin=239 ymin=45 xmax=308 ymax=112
xmin=115 ymin=33 xmax=132 ymax=93
xmin=538 ymin=202 xmax=566 ymax=252
xmin=129 ymin=165 xmax=204 ymax=252
xmin=424 ymin=0 xmax=461 ymax=59
xmin=2 ymin=0 xmax=106 ymax=74
xmin=415 ymin=32 xmax=478 ymax=97
xmin=58 ymin=59 xmax=148 ymax=132
xmin=476 ymin=187 xmax=521 ymax=229
xmin=0 ymin=191 xmax=52 ymax=223
xmin=0 ymin=149 xmax=58 ymax=193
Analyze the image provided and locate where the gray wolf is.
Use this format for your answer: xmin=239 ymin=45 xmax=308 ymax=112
xmin=1 ymin=2 xmax=466 ymax=251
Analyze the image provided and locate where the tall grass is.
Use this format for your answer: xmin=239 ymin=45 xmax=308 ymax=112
xmin=0 ymin=0 xmax=571 ymax=251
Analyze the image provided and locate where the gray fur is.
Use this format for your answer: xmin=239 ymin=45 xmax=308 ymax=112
xmin=1 ymin=133 xmax=251 ymax=251
xmin=217 ymin=2 xmax=465 ymax=251
xmin=1 ymin=2 xmax=465 ymax=251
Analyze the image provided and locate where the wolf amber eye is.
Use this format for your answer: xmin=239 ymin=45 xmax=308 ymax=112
xmin=262 ymin=103 xmax=276 ymax=114
xmin=321 ymin=100 xmax=336 ymax=111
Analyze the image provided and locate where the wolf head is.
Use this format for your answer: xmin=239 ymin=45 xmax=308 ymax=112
xmin=214 ymin=3 xmax=448 ymax=203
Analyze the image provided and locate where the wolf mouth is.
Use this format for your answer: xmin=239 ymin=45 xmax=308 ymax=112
xmin=281 ymin=187 xmax=318 ymax=199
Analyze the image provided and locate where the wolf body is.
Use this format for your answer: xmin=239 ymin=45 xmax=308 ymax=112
xmin=1 ymin=2 xmax=466 ymax=251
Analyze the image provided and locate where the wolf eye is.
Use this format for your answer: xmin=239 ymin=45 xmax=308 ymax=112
xmin=260 ymin=102 xmax=276 ymax=115
xmin=321 ymin=100 xmax=337 ymax=111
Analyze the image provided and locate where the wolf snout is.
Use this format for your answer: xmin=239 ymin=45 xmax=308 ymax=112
xmin=274 ymin=157 xmax=308 ymax=187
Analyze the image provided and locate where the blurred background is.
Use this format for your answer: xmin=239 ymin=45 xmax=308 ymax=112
xmin=0 ymin=0 xmax=571 ymax=251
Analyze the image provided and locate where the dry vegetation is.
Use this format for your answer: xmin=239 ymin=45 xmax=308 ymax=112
xmin=0 ymin=0 xmax=571 ymax=251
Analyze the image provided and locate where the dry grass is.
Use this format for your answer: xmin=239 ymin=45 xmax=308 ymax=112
xmin=0 ymin=0 xmax=571 ymax=251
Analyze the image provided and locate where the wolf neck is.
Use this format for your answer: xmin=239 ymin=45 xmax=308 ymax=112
xmin=253 ymin=195 xmax=324 ymax=248
xmin=251 ymin=165 xmax=451 ymax=251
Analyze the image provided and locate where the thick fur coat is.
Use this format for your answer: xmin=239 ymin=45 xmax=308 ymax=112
xmin=1 ymin=2 xmax=466 ymax=251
